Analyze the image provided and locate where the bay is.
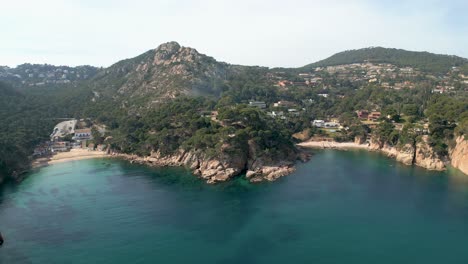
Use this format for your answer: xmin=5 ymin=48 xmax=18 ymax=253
xmin=1 ymin=150 xmax=468 ymax=263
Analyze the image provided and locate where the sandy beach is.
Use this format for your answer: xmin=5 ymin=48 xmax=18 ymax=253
xmin=31 ymin=149 xmax=110 ymax=169
xmin=298 ymin=141 xmax=370 ymax=150
xmin=48 ymin=149 xmax=109 ymax=164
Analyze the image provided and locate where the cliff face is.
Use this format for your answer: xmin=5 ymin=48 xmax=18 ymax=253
xmin=369 ymin=141 xmax=415 ymax=166
xmin=414 ymin=135 xmax=445 ymax=171
xmin=117 ymin=141 xmax=300 ymax=184
xmin=370 ymin=135 xmax=445 ymax=171
xmin=450 ymin=136 xmax=468 ymax=175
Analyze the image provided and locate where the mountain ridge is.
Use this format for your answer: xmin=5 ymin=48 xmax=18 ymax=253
xmin=298 ymin=46 xmax=468 ymax=74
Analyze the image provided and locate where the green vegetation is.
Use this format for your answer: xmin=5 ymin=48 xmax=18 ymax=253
xmin=301 ymin=47 xmax=468 ymax=74
xmin=0 ymin=81 xmax=90 ymax=179
xmin=1 ymin=44 xmax=467 ymax=181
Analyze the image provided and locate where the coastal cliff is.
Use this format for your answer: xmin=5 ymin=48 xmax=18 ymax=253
xmin=115 ymin=140 xmax=304 ymax=184
xmin=369 ymin=141 xmax=415 ymax=166
xmin=414 ymin=135 xmax=445 ymax=171
xmin=450 ymin=136 xmax=468 ymax=175
xmin=369 ymin=135 xmax=445 ymax=171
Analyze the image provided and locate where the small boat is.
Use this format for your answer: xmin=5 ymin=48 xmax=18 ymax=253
xmin=0 ymin=232 xmax=4 ymax=246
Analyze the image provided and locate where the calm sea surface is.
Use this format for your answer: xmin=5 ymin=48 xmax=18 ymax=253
xmin=1 ymin=150 xmax=468 ymax=264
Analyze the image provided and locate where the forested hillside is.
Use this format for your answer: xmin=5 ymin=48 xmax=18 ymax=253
xmin=300 ymin=47 xmax=468 ymax=74
xmin=0 ymin=81 xmax=91 ymax=180
xmin=1 ymin=43 xmax=467 ymax=182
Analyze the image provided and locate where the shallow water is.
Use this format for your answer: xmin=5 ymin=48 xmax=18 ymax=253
xmin=1 ymin=150 xmax=468 ymax=263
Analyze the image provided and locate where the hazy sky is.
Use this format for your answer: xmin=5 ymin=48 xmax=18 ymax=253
xmin=1 ymin=0 xmax=467 ymax=68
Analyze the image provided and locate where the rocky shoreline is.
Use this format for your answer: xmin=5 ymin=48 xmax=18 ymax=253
xmin=113 ymin=148 xmax=309 ymax=184
xmin=299 ymin=135 xmax=467 ymax=175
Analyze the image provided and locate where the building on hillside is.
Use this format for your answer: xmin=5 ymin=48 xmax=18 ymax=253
xmin=249 ymin=101 xmax=266 ymax=109
xmin=368 ymin=112 xmax=381 ymax=121
xmin=312 ymin=120 xmax=325 ymax=127
xmin=324 ymin=122 xmax=339 ymax=128
xmin=273 ymin=100 xmax=296 ymax=108
xmin=73 ymin=128 xmax=93 ymax=140
xmin=330 ymin=118 xmax=340 ymax=123
xmin=51 ymin=141 xmax=70 ymax=152
xmin=356 ymin=110 xmax=369 ymax=119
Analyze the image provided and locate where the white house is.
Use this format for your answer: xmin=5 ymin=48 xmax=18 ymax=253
xmin=73 ymin=128 xmax=93 ymax=140
xmin=312 ymin=120 xmax=325 ymax=127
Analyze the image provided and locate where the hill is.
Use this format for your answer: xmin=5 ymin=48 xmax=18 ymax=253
xmin=0 ymin=64 xmax=99 ymax=88
xmin=299 ymin=47 xmax=468 ymax=74
xmin=88 ymin=42 xmax=255 ymax=105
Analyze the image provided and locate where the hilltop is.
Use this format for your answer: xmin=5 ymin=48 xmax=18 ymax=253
xmin=88 ymin=42 xmax=253 ymax=104
xmin=299 ymin=47 xmax=468 ymax=74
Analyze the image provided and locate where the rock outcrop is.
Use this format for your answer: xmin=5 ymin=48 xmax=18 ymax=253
xmin=414 ymin=135 xmax=445 ymax=171
xmin=115 ymin=141 xmax=301 ymax=184
xmin=450 ymin=136 xmax=468 ymax=175
xmin=370 ymin=135 xmax=445 ymax=171
xmin=90 ymin=41 xmax=258 ymax=105
xmin=369 ymin=140 xmax=415 ymax=166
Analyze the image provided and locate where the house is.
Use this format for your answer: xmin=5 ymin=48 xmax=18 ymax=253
xmin=73 ymin=128 xmax=93 ymax=140
xmin=312 ymin=120 xmax=325 ymax=127
xmin=268 ymin=111 xmax=284 ymax=117
xmin=51 ymin=141 xmax=70 ymax=152
xmin=368 ymin=112 xmax=381 ymax=121
xmin=324 ymin=122 xmax=339 ymax=128
xmin=276 ymin=80 xmax=292 ymax=87
xmin=330 ymin=118 xmax=340 ymax=123
xmin=356 ymin=110 xmax=369 ymax=119
xmin=248 ymin=101 xmax=266 ymax=109
xmin=273 ymin=101 xmax=296 ymax=108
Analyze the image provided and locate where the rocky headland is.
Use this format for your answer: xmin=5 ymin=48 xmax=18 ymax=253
xmin=113 ymin=141 xmax=310 ymax=184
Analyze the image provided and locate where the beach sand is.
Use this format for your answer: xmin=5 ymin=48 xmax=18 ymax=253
xmin=29 ymin=149 xmax=110 ymax=168
xmin=47 ymin=149 xmax=109 ymax=164
xmin=298 ymin=141 xmax=370 ymax=150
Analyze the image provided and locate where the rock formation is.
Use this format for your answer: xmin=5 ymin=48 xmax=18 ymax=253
xmin=450 ymin=136 xmax=468 ymax=175
xmin=414 ymin=135 xmax=445 ymax=171
xmin=370 ymin=135 xmax=445 ymax=171
xmin=115 ymin=140 xmax=301 ymax=184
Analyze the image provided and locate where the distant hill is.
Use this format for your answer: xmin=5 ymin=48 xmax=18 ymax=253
xmin=299 ymin=47 xmax=468 ymax=74
xmin=0 ymin=64 xmax=99 ymax=88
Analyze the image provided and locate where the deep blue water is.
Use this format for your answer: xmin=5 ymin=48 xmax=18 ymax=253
xmin=1 ymin=150 xmax=468 ymax=263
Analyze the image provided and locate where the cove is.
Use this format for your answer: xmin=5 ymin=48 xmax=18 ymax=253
xmin=1 ymin=150 xmax=468 ymax=264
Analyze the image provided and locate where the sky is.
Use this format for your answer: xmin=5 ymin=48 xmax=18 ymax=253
xmin=1 ymin=0 xmax=467 ymax=68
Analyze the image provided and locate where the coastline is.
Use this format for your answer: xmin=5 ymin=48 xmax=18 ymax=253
xmin=27 ymin=140 xmax=465 ymax=180
xmin=297 ymin=141 xmax=369 ymax=150
xmin=32 ymin=149 xmax=110 ymax=168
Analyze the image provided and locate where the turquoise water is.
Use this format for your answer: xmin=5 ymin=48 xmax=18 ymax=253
xmin=1 ymin=150 xmax=468 ymax=263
